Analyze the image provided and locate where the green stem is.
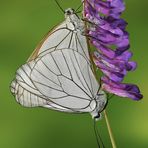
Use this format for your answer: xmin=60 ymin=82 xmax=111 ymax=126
xmin=104 ymin=110 xmax=117 ymax=148
xmin=83 ymin=1 xmax=117 ymax=147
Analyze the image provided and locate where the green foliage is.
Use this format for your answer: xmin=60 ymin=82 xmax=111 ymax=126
xmin=0 ymin=0 xmax=147 ymax=147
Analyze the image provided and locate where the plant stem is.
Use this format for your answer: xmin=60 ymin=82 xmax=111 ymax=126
xmin=83 ymin=1 xmax=117 ymax=147
xmin=104 ymin=110 xmax=117 ymax=148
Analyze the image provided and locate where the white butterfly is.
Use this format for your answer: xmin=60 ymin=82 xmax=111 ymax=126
xmin=10 ymin=8 xmax=107 ymax=119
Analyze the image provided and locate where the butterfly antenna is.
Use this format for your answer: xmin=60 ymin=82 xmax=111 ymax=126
xmin=54 ymin=0 xmax=65 ymax=14
xmin=94 ymin=119 xmax=101 ymax=148
xmin=108 ymin=94 xmax=115 ymax=101
xmin=93 ymin=119 xmax=105 ymax=148
xmin=75 ymin=0 xmax=84 ymax=13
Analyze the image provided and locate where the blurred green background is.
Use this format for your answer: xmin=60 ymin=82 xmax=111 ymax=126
xmin=0 ymin=0 xmax=147 ymax=147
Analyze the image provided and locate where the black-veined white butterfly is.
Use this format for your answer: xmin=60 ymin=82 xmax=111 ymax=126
xmin=10 ymin=8 xmax=107 ymax=119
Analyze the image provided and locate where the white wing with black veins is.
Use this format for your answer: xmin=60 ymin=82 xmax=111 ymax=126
xmin=10 ymin=12 xmax=100 ymax=113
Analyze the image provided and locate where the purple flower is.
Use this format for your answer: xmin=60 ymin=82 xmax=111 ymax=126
xmin=84 ymin=0 xmax=143 ymax=100
xmin=102 ymin=77 xmax=143 ymax=100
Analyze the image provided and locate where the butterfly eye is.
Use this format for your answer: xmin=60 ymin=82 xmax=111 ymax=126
xmin=65 ymin=8 xmax=75 ymax=15
xmin=66 ymin=10 xmax=71 ymax=15
xmin=94 ymin=113 xmax=101 ymax=121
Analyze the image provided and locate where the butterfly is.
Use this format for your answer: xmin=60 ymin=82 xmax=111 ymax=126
xmin=10 ymin=8 xmax=107 ymax=119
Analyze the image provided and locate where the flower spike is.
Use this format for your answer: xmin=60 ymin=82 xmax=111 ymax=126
xmin=84 ymin=0 xmax=143 ymax=100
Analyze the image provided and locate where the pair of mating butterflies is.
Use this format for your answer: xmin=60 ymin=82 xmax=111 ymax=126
xmin=10 ymin=8 xmax=107 ymax=119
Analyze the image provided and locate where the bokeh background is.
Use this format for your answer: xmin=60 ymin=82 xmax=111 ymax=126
xmin=0 ymin=0 xmax=147 ymax=147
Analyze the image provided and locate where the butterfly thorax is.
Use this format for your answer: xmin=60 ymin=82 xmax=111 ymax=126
xmin=65 ymin=8 xmax=85 ymax=33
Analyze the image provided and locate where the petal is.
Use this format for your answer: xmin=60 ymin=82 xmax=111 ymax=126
xmin=126 ymin=61 xmax=137 ymax=71
xmin=92 ymin=41 xmax=115 ymax=58
xmin=115 ymin=50 xmax=133 ymax=61
xmin=101 ymin=77 xmax=143 ymax=100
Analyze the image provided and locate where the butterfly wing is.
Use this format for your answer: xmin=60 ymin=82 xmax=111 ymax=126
xmin=11 ymin=48 xmax=99 ymax=112
xmin=10 ymin=62 xmax=47 ymax=107
xmin=31 ymin=49 xmax=99 ymax=112
xmin=29 ymin=20 xmax=90 ymax=62
xmin=11 ymin=13 xmax=100 ymax=113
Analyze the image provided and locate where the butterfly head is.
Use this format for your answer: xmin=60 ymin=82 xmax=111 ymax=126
xmin=91 ymin=91 xmax=108 ymax=120
xmin=65 ymin=8 xmax=75 ymax=16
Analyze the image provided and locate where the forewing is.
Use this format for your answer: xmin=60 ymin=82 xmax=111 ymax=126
xmin=28 ymin=19 xmax=90 ymax=62
xmin=30 ymin=49 xmax=97 ymax=111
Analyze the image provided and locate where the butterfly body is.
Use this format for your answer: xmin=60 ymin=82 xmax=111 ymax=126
xmin=10 ymin=8 xmax=107 ymax=119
